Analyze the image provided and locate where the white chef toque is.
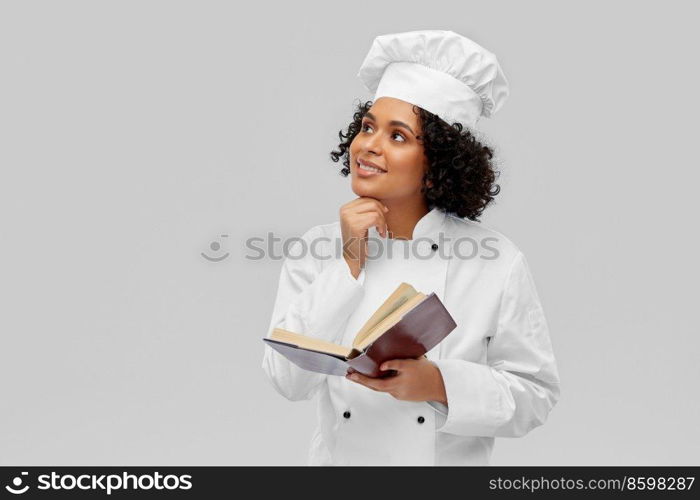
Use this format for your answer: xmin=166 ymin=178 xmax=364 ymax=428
xmin=356 ymin=30 xmax=510 ymax=130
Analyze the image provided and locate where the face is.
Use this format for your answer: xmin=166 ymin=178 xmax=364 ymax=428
xmin=349 ymin=97 xmax=429 ymax=202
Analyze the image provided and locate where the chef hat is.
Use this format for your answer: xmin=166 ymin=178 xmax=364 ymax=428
xmin=357 ymin=30 xmax=509 ymax=130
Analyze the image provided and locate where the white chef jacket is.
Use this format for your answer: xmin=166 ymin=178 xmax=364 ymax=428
xmin=262 ymin=207 xmax=561 ymax=465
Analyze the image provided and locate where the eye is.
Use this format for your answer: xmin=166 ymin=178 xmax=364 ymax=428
xmin=391 ymin=131 xmax=406 ymax=142
xmin=360 ymin=122 xmax=406 ymax=143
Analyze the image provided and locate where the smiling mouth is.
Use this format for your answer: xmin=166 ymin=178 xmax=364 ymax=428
xmin=357 ymin=159 xmax=387 ymax=174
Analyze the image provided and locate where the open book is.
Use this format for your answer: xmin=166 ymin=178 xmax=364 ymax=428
xmin=263 ymin=282 xmax=457 ymax=377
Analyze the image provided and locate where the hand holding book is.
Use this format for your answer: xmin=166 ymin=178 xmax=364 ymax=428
xmin=346 ymin=356 xmax=449 ymax=404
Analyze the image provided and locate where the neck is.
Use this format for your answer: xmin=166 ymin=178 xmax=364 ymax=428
xmin=380 ymin=198 xmax=430 ymax=240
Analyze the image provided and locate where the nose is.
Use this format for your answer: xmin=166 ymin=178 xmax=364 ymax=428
xmin=362 ymin=128 xmax=383 ymax=156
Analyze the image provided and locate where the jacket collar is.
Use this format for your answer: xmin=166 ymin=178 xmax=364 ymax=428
xmin=411 ymin=206 xmax=448 ymax=240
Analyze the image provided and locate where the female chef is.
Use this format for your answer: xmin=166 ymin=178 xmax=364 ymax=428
xmin=262 ymin=30 xmax=561 ymax=465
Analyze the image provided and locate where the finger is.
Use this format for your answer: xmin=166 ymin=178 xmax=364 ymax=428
xmin=356 ymin=212 xmax=387 ymax=238
xmin=379 ymin=369 xmax=399 ymax=378
xmin=347 ymin=200 xmax=388 ymax=236
xmin=352 ymin=197 xmax=389 ymax=214
xmin=351 ymin=203 xmax=387 ymax=224
xmin=346 ymin=372 xmax=391 ymax=392
xmin=342 ymin=200 xmax=389 ymax=236
xmin=340 ymin=199 xmax=387 ymax=222
xmin=380 ymin=359 xmax=407 ymax=372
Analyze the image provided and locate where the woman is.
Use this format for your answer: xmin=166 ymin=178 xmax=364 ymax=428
xmin=262 ymin=30 xmax=560 ymax=465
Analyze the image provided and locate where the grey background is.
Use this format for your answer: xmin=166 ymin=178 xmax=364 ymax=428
xmin=1 ymin=0 xmax=698 ymax=465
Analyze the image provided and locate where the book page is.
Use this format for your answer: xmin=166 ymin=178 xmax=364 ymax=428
xmin=353 ymin=292 xmax=427 ymax=350
xmin=352 ymin=282 xmax=418 ymax=346
xmin=270 ymin=328 xmax=354 ymax=358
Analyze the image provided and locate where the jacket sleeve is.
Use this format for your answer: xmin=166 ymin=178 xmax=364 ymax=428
xmin=429 ymin=251 xmax=561 ymax=437
xmin=262 ymin=225 xmax=366 ymax=402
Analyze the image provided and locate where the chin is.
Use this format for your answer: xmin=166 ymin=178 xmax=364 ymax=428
xmin=351 ymin=179 xmax=384 ymax=198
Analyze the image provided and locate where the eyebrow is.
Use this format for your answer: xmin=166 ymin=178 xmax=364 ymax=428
xmin=364 ymin=112 xmax=416 ymax=136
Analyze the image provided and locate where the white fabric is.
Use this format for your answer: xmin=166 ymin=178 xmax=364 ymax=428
xmin=357 ymin=30 xmax=510 ymax=129
xmin=262 ymin=208 xmax=560 ymax=465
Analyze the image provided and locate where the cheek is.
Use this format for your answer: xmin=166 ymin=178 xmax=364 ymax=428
xmin=349 ymin=136 xmax=363 ymax=154
xmin=389 ymin=151 xmax=426 ymax=182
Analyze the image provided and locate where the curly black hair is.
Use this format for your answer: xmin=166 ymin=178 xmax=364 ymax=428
xmin=330 ymin=100 xmax=500 ymax=221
